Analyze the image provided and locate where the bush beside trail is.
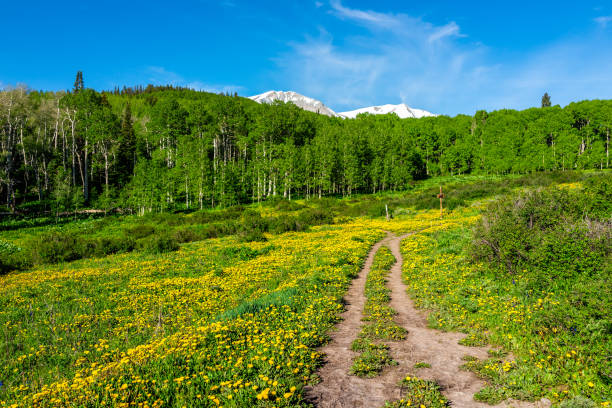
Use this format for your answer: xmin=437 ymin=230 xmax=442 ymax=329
xmin=455 ymin=175 xmax=611 ymax=404
xmin=471 ymin=175 xmax=611 ymax=283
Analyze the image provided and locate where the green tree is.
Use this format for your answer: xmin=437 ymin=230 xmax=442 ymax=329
xmin=116 ymin=103 xmax=137 ymax=185
xmin=73 ymin=71 xmax=84 ymax=93
xmin=52 ymin=168 xmax=72 ymax=221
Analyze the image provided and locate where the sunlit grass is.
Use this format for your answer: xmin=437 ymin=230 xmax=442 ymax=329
xmin=401 ymin=221 xmax=611 ymax=405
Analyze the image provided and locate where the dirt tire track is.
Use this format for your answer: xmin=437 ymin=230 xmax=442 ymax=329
xmin=304 ymin=233 xmax=401 ymax=408
xmin=305 ymin=232 xmax=549 ymax=408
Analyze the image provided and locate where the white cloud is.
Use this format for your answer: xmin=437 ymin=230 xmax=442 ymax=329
xmin=276 ymin=33 xmax=387 ymax=107
xmin=428 ymin=22 xmax=463 ymax=43
xmin=594 ymin=15 xmax=612 ymax=28
xmin=329 ymin=0 xmax=400 ymax=28
xmin=275 ymin=1 xmax=479 ymax=113
xmin=145 ymin=66 xmax=243 ymax=94
xmin=273 ymin=1 xmax=612 ymax=115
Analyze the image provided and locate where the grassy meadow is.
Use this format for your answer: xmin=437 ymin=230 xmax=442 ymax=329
xmin=0 ymin=171 xmax=610 ymax=407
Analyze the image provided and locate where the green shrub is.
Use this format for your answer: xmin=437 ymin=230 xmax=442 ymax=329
xmin=367 ymin=203 xmax=394 ymax=218
xmin=267 ymin=216 xmax=299 ymax=234
xmin=297 ymin=208 xmax=333 ymax=227
xmin=32 ymin=232 xmax=82 ymax=264
xmin=261 ymin=197 xmax=304 ymax=212
xmin=471 ymin=186 xmax=611 ymax=280
xmin=95 ymin=236 xmax=135 ymax=256
xmin=126 ymin=224 xmax=156 ymax=239
xmin=172 ymin=227 xmax=203 ymax=243
xmin=187 ymin=205 xmax=245 ymax=224
xmin=312 ymin=197 xmax=342 ymax=210
xmin=28 ymin=231 xmax=138 ymax=265
xmin=263 ymin=208 xmax=334 ymax=235
xmin=273 ymin=199 xmax=304 ymax=212
xmin=199 ymin=222 xmax=238 ymax=239
xmin=238 ymin=210 xmax=268 ymax=242
xmin=240 ymin=210 xmax=267 ymax=231
xmin=582 ymin=176 xmax=612 ymax=219
xmin=0 ymin=239 xmax=28 ymax=274
xmin=145 ymin=212 xmax=183 ymax=227
xmin=141 ymin=232 xmax=180 ymax=253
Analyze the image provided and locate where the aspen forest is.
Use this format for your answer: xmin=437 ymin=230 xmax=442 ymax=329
xmin=1 ymin=78 xmax=611 ymax=215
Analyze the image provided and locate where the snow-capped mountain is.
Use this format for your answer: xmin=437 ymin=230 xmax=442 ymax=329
xmin=339 ymin=103 xmax=436 ymax=119
xmin=248 ymin=91 xmax=436 ymax=119
xmin=249 ymin=91 xmax=338 ymax=117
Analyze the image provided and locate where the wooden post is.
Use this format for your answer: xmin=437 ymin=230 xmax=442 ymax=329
xmin=437 ymin=186 xmax=445 ymax=217
xmin=385 ymin=204 xmax=390 ymax=221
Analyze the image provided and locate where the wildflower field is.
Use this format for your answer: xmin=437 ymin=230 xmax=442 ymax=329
xmin=1 ymin=218 xmax=374 ymax=407
xmin=1 ymin=171 xmax=609 ymax=407
xmin=0 ymin=201 xmax=460 ymax=408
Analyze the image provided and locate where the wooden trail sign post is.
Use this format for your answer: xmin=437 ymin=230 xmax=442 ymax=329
xmin=437 ymin=186 xmax=445 ymax=217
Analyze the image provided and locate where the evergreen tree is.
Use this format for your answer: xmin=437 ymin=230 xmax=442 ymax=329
xmin=73 ymin=71 xmax=84 ymax=93
xmin=541 ymin=92 xmax=551 ymax=108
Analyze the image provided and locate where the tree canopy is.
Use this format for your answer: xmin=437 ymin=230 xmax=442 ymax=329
xmin=1 ymin=82 xmax=610 ymax=214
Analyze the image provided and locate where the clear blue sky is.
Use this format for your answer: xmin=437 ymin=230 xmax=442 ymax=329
xmin=2 ymin=0 xmax=612 ymax=115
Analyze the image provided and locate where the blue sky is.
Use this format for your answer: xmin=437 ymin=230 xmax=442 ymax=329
xmin=2 ymin=0 xmax=612 ymax=115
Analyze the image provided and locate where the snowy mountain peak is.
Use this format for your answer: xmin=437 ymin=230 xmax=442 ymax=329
xmin=339 ymin=103 xmax=436 ymax=119
xmin=249 ymin=90 xmax=338 ymax=117
xmin=249 ymin=91 xmax=436 ymax=119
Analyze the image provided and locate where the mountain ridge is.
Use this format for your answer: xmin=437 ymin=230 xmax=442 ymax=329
xmin=249 ymin=90 xmax=338 ymax=117
xmin=249 ymin=90 xmax=436 ymax=119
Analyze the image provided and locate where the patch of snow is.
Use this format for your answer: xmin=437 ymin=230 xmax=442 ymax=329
xmin=249 ymin=91 xmax=437 ymax=119
xmin=338 ymin=103 xmax=436 ymax=119
xmin=249 ymin=90 xmax=338 ymax=117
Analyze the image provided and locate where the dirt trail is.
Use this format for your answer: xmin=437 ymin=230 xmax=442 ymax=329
xmin=305 ymin=233 xmax=548 ymax=408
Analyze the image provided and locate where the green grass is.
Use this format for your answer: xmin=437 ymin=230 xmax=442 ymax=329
xmin=384 ymin=376 xmax=450 ymax=407
xmin=402 ymin=223 xmax=611 ymax=405
xmin=350 ymin=343 xmax=398 ymax=378
xmin=350 ymin=246 xmax=406 ymax=378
